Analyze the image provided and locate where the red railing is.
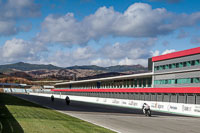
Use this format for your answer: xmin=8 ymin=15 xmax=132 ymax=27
xmin=51 ymin=87 xmax=200 ymax=93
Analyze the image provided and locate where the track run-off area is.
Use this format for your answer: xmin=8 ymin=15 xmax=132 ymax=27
xmin=0 ymin=93 xmax=115 ymax=133
xmin=14 ymin=94 xmax=200 ymax=133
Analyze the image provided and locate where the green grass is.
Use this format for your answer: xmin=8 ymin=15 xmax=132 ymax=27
xmin=0 ymin=93 xmax=115 ymax=133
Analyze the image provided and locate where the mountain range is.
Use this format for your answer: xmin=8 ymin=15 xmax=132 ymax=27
xmin=0 ymin=62 xmax=61 ymax=72
xmin=0 ymin=62 xmax=148 ymax=81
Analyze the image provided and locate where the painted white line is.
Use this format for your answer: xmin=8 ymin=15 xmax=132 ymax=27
xmin=56 ymin=110 xmax=121 ymax=133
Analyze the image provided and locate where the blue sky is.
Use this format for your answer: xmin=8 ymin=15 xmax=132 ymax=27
xmin=0 ymin=0 xmax=200 ymax=67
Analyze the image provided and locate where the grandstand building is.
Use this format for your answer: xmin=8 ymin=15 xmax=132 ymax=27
xmin=50 ymin=47 xmax=200 ymax=116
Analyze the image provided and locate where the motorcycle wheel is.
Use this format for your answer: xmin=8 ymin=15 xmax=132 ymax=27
xmin=147 ymin=110 xmax=151 ymax=117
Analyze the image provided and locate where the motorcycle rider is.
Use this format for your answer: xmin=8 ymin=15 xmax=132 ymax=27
xmin=142 ymin=103 xmax=151 ymax=116
xmin=51 ymin=95 xmax=54 ymax=102
xmin=65 ymin=96 xmax=70 ymax=105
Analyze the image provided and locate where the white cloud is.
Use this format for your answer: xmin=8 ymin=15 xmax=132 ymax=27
xmin=90 ymin=59 xmax=118 ymax=66
xmin=161 ymin=49 xmax=176 ymax=55
xmin=37 ymin=3 xmax=200 ymax=46
xmin=43 ymin=38 xmax=157 ymax=67
xmin=0 ymin=38 xmax=45 ymax=63
xmin=90 ymin=58 xmax=147 ymax=67
xmin=0 ymin=20 xmax=17 ymax=35
xmin=72 ymin=47 xmax=95 ymax=60
xmin=0 ymin=37 xmax=159 ymax=67
xmin=151 ymin=49 xmax=176 ymax=57
xmin=45 ymin=46 xmax=96 ymax=67
xmin=0 ymin=0 xmax=40 ymax=19
xmin=119 ymin=58 xmax=147 ymax=66
xmin=2 ymin=39 xmax=30 ymax=58
xmin=38 ymin=13 xmax=88 ymax=45
xmin=100 ymin=38 xmax=157 ymax=60
xmin=0 ymin=0 xmax=40 ymax=36
xmin=151 ymin=50 xmax=160 ymax=56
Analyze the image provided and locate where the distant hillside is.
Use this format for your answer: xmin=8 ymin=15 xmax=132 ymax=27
xmin=0 ymin=62 xmax=147 ymax=73
xmin=67 ymin=65 xmax=147 ymax=72
xmin=26 ymin=69 xmax=104 ymax=80
xmin=78 ymin=72 xmax=126 ymax=80
xmin=67 ymin=65 xmax=106 ymax=71
xmin=0 ymin=62 xmax=61 ymax=72
xmin=0 ymin=77 xmax=33 ymax=85
xmin=106 ymin=65 xmax=147 ymax=72
xmin=0 ymin=62 xmax=148 ymax=81
xmin=0 ymin=72 xmax=6 ymax=78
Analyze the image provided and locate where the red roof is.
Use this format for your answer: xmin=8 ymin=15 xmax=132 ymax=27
xmin=51 ymin=87 xmax=200 ymax=93
xmin=152 ymin=47 xmax=200 ymax=62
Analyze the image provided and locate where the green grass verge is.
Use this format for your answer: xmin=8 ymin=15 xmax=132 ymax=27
xmin=0 ymin=93 xmax=115 ymax=133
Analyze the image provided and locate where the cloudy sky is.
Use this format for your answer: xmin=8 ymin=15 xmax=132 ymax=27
xmin=0 ymin=0 xmax=200 ymax=67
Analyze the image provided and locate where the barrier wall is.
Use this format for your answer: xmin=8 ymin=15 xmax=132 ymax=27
xmin=30 ymin=93 xmax=200 ymax=117
xmin=3 ymin=88 xmax=50 ymax=93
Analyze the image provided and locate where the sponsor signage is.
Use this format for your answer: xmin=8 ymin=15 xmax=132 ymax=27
xmin=157 ymin=104 xmax=164 ymax=109
xmin=194 ymin=105 xmax=200 ymax=113
xmin=182 ymin=105 xmax=192 ymax=112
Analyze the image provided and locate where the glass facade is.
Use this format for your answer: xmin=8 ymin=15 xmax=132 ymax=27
xmin=154 ymin=59 xmax=200 ymax=71
xmin=154 ymin=77 xmax=200 ymax=85
xmin=57 ymin=78 xmax=152 ymax=89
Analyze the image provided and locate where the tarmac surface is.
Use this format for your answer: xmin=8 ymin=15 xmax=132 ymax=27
xmin=13 ymin=94 xmax=200 ymax=133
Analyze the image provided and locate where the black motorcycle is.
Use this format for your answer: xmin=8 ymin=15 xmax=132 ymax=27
xmin=142 ymin=103 xmax=151 ymax=117
xmin=144 ymin=109 xmax=151 ymax=117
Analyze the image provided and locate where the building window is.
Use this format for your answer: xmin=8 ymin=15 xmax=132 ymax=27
xmin=155 ymin=58 xmax=200 ymax=72
xmin=195 ymin=60 xmax=200 ymax=65
xmin=183 ymin=62 xmax=187 ymax=67
xmin=168 ymin=79 xmax=172 ymax=84
xmin=165 ymin=64 xmax=169 ymax=69
xmin=169 ymin=64 xmax=172 ymax=69
xmin=134 ymin=80 xmax=137 ymax=87
xmin=159 ymin=66 xmax=163 ymax=70
xmin=187 ymin=61 xmax=191 ymax=67
xmin=142 ymin=79 xmax=146 ymax=87
xmin=147 ymin=79 xmax=152 ymax=87
xmin=165 ymin=79 xmax=168 ymax=84
xmin=172 ymin=63 xmax=176 ymax=68
xmin=175 ymin=79 xmax=177 ymax=84
xmin=139 ymin=80 xmax=142 ymax=87
xmin=177 ymin=78 xmax=191 ymax=84
xmin=191 ymin=60 xmax=195 ymax=66
xmin=163 ymin=65 xmax=166 ymax=70
xmin=154 ymin=78 xmax=200 ymax=85
xmin=179 ymin=62 xmax=183 ymax=68
xmin=171 ymin=79 xmax=176 ymax=84
xmin=194 ymin=78 xmax=200 ymax=83
xmin=176 ymin=63 xmax=179 ymax=68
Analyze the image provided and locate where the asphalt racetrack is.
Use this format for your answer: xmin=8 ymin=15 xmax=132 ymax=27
xmin=13 ymin=94 xmax=200 ymax=133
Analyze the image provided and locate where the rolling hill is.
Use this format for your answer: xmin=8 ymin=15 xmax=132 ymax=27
xmin=0 ymin=62 xmax=61 ymax=72
xmin=0 ymin=62 xmax=148 ymax=81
